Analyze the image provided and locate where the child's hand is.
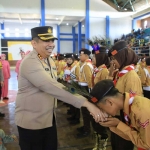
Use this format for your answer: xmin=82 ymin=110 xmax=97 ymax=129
xmin=99 ymin=117 xmax=120 ymax=127
xmin=11 ymin=135 xmax=18 ymax=142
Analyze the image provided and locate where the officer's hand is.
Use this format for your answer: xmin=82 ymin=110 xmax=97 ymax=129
xmin=82 ymin=101 xmax=107 ymax=122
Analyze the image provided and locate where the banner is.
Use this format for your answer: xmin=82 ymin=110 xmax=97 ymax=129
xmin=7 ymin=41 xmax=32 ymax=60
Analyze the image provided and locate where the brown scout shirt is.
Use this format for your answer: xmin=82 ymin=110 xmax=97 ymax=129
xmin=115 ymin=67 xmax=143 ymax=96
xmin=79 ymin=60 xmax=93 ymax=88
xmin=94 ymin=64 xmax=109 ymax=85
xmin=111 ymin=93 xmax=150 ymax=149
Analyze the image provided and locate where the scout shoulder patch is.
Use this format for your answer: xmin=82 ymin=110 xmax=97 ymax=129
xmin=111 ymin=50 xmax=117 ymax=56
xmin=138 ymin=119 xmax=149 ymax=129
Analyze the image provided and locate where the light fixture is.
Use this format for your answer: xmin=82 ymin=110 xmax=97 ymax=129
xmin=66 ymin=23 xmax=69 ymax=25
xmin=124 ymin=8 xmax=127 ymax=10
xmin=15 ymin=28 xmax=19 ymax=31
xmin=82 ymin=25 xmax=84 ymax=28
xmin=118 ymin=5 xmax=120 ymax=8
xmin=56 ymin=18 xmax=58 ymax=20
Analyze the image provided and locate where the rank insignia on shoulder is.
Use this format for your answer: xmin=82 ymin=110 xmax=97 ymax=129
xmin=45 ymin=68 xmax=49 ymax=71
xmin=138 ymin=119 xmax=149 ymax=129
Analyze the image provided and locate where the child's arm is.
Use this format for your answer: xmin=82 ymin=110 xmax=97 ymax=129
xmin=100 ymin=116 xmax=150 ymax=149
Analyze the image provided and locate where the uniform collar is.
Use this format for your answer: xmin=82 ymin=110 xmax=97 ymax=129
xmin=98 ymin=64 xmax=106 ymax=70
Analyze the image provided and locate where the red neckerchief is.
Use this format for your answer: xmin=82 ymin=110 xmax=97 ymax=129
xmin=124 ymin=93 xmax=135 ymax=128
xmin=92 ymin=65 xmax=107 ymax=88
xmin=113 ymin=65 xmax=134 ymax=85
xmin=86 ymin=59 xmax=92 ymax=63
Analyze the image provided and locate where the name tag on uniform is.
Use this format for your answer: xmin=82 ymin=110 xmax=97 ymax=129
xmin=45 ymin=68 xmax=49 ymax=71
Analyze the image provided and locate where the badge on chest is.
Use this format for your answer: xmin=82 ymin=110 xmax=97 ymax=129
xmin=45 ymin=68 xmax=49 ymax=71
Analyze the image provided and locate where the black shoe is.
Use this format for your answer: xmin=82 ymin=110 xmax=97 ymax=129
xmin=76 ymin=131 xmax=90 ymax=138
xmin=0 ymin=112 xmax=5 ymax=117
xmin=70 ymin=120 xmax=80 ymax=125
xmin=76 ymin=126 xmax=84 ymax=133
xmin=67 ymin=116 xmax=75 ymax=121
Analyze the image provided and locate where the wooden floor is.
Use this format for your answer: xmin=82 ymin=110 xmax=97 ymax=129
xmin=0 ymin=67 xmax=137 ymax=150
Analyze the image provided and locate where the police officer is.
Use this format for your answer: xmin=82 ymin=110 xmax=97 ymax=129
xmin=15 ymin=26 xmax=106 ymax=150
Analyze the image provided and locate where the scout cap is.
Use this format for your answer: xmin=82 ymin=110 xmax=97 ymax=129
xmin=79 ymin=48 xmax=91 ymax=56
xmin=31 ymin=26 xmax=58 ymax=41
xmin=108 ymin=40 xmax=127 ymax=57
xmin=90 ymin=79 xmax=117 ymax=103
xmin=65 ymin=53 xmax=74 ymax=58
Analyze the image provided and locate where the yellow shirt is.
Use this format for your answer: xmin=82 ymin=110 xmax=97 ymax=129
xmin=57 ymin=60 xmax=66 ymax=78
xmin=79 ymin=61 xmax=93 ymax=88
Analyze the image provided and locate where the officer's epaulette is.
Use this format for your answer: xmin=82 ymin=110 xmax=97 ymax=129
xmin=38 ymin=54 xmax=43 ymax=60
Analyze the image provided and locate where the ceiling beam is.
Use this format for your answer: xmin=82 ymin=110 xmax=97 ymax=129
xmin=80 ymin=17 xmax=85 ymax=22
xmin=129 ymin=0 xmax=135 ymax=11
xmin=73 ymin=17 xmax=85 ymax=27
xmin=18 ymin=14 xmax=22 ymax=24
xmin=58 ymin=16 xmax=65 ymax=25
xmin=73 ymin=22 xmax=78 ymax=27
xmin=113 ymin=0 xmax=119 ymax=7
xmin=122 ymin=0 xmax=130 ymax=9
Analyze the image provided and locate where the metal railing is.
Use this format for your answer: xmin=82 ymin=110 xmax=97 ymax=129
xmin=132 ymin=46 xmax=150 ymax=56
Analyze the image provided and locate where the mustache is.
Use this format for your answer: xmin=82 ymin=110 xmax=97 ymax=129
xmin=46 ymin=46 xmax=54 ymax=50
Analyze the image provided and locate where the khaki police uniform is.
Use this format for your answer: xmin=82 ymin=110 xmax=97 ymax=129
xmin=15 ymin=49 xmax=86 ymax=130
xmin=110 ymin=92 xmax=150 ymax=149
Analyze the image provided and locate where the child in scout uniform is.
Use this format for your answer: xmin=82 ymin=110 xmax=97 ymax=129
xmin=76 ymin=48 xmax=93 ymax=138
xmin=108 ymin=40 xmax=143 ymax=150
xmin=91 ymin=47 xmax=109 ymax=150
xmin=62 ymin=53 xmax=75 ymax=83
xmin=141 ymin=57 xmax=150 ymax=99
xmin=90 ymin=79 xmax=150 ymax=150
xmin=63 ymin=53 xmax=81 ymax=125
xmin=57 ymin=54 xmax=66 ymax=82
xmin=140 ymin=57 xmax=146 ymax=68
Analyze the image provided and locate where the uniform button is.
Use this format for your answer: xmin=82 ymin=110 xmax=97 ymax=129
xmin=45 ymin=68 xmax=49 ymax=71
